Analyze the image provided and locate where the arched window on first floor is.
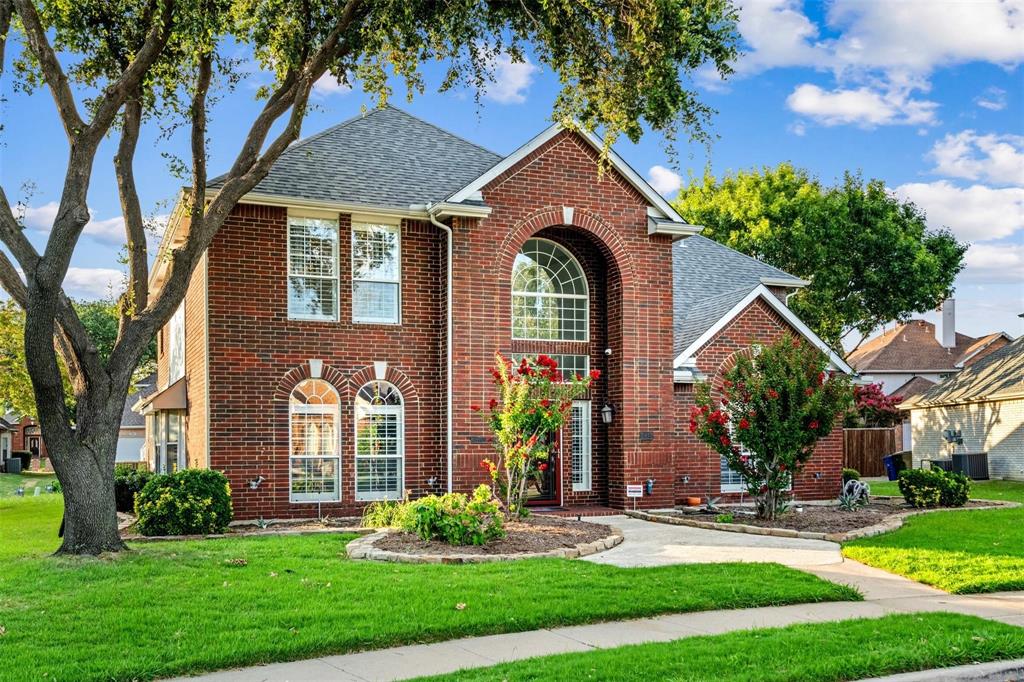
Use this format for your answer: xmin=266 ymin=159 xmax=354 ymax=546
xmin=290 ymin=379 xmax=340 ymax=502
xmin=354 ymin=380 xmax=404 ymax=501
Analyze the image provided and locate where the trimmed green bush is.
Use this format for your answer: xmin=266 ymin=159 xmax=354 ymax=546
xmin=842 ymin=468 xmax=860 ymax=483
xmin=898 ymin=468 xmax=970 ymax=508
xmin=114 ymin=465 xmax=154 ymax=513
xmin=405 ymin=485 xmax=505 ymax=546
xmin=135 ymin=469 xmax=233 ymax=536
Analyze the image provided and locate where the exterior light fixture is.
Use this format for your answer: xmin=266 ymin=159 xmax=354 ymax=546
xmin=248 ymin=475 xmax=265 ymax=490
xmin=601 ymin=404 xmax=615 ymax=424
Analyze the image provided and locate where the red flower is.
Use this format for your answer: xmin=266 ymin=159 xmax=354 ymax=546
xmin=471 ymin=404 xmax=481 ymax=412
xmin=688 ymin=420 xmax=698 ymax=434
xmin=817 ymin=371 xmax=825 ymax=386
xmin=539 ymin=399 xmax=552 ymax=408
xmin=488 ymin=398 xmax=498 ymax=410
xmin=480 ymin=461 xmax=491 ymax=470
xmin=589 ymin=369 xmax=601 ymax=381
xmin=538 ymin=462 xmax=548 ymax=472
xmin=767 ymin=389 xmax=779 ymax=400
xmin=808 ymin=419 xmax=820 ymax=430
xmin=805 ymin=387 xmax=815 ymax=396
xmin=738 ymin=417 xmax=750 ymax=430
xmin=720 ymin=435 xmax=731 ymax=447
xmin=778 ymin=463 xmax=787 ymax=472
xmin=721 ymin=397 xmax=729 ymax=406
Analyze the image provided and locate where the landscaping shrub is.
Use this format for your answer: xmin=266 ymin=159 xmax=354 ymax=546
xmin=842 ymin=468 xmax=860 ymax=483
xmin=135 ymin=469 xmax=233 ymax=536
xmin=838 ymin=479 xmax=870 ymax=511
xmin=898 ymin=469 xmax=970 ymax=508
xmin=361 ymin=499 xmax=413 ymax=528
xmin=405 ymin=484 xmax=505 ymax=546
xmin=50 ymin=479 xmax=62 ymax=493
xmin=114 ymin=465 xmax=154 ymax=513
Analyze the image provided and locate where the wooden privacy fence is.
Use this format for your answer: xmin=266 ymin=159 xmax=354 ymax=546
xmin=843 ymin=427 xmax=899 ymax=477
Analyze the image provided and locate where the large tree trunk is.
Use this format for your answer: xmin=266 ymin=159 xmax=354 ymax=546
xmin=56 ymin=448 xmax=125 ymax=555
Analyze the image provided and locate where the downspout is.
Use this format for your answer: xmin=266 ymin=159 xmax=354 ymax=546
xmin=427 ymin=208 xmax=454 ymax=493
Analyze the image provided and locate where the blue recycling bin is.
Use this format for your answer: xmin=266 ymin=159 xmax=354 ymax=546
xmin=883 ymin=454 xmax=900 ymax=481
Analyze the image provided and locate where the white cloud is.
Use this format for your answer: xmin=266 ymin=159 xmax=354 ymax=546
xmin=731 ymin=0 xmax=830 ymax=74
xmin=63 ymin=268 xmax=126 ymax=299
xmin=482 ymin=53 xmax=537 ymax=104
xmin=962 ymin=242 xmax=1024 ymax=283
xmin=312 ymin=71 xmax=351 ymax=98
xmin=788 ymin=120 xmax=807 ymax=137
xmin=786 ymin=83 xmax=938 ymax=127
xmin=647 ymin=165 xmax=682 ymax=196
xmin=928 ymin=130 xmax=1024 ymax=186
xmin=893 ymin=181 xmax=1024 ymax=242
xmin=975 ymin=86 xmax=1008 ymax=111
xmin=22 ymin=202 xmax=126 ymax=245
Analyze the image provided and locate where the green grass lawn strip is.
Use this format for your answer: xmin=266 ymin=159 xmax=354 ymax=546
xmin=420 ymin=612 xmax=1024 ymax=682
xmin=0 ymin=497 xmax=859 ymax=681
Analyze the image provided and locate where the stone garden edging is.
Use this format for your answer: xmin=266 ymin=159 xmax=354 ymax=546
xmin=346 ymin=527 xmax=624 ymax=564
xmin=625 ymin=497 xmax=1019 ymax=544
xmin=124 ymin=525 xmax=372 ymax=543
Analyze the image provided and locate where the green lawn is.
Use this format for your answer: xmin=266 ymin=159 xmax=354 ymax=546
xmin=420 ymin=613 xmax=1024 ymax=682
xmin=845 ymin=479 xmax=1024 ymax=594
xmin=0 ymin=497 xmax=859 ymax=682
xmin=0 ymin=471 xmax=58 ymax=497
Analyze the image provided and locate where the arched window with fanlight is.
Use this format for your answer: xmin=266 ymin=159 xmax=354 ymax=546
xmin=289 ymin=379 xmax=340 ymax=502
xmin=354 ymin=380 xmax=404 ymax=500
xmin=512 ymin=238 xmax=589 ymax=341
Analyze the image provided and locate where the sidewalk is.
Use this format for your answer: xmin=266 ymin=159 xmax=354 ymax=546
xmin=168 ymin=516 xmax=1023 ymax=681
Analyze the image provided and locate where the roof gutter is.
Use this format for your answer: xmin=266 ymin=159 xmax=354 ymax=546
xmin=427 ymin=204 xmax=455 ymax=494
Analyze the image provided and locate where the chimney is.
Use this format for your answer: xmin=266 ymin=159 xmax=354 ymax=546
xmin=939 ymin=298 xmax=956 ymax=349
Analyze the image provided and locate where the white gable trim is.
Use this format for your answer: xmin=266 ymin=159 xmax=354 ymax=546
xmin=673 ymin=284 xmax=854 ymax=376
xmin=447 ymin=123 xmax=689 ymax=224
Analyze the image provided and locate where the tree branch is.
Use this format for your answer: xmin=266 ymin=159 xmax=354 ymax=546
xmin=189 ymin=53 xmax=213 ymax=226
xmin=0 ymin=0 xmax=12 ymax=75
xmin=0 ymin=249 xmax=27 ymax=307
xmin=115 ymin=94 xmax=149 ymax=313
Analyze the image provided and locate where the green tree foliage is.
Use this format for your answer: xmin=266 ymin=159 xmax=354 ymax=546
xmin=674 ymin=164 xmax=967 ymax=349
xmin=0 ymin=299 xmax=155 ymax=417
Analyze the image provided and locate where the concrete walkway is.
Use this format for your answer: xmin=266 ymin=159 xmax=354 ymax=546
xmin=169 ymin=515 xmax=1023 ymax=682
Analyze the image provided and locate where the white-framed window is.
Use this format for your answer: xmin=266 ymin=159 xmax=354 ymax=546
xmin=570 ymin=400 xmax=592 ymax=492
xmin=153 ymin=412 xmax=185 ymax=474
xmin=352 ymin=222 xmax=401 ymax=324
xmin=289 ymin=379 xmax=340 ymax=502
xmin=354 ymin=380 xmax=404 ymax=500
xmin=720 ymin=424 xmax=791 ymax=493
xmin=168 ymin=303 xmax=185 ymax=383
xmin=512 ymin=238 xmax=588 ymax=341
xmin=511 ymin=353 xmax=589 ymax=381
xmin=1 ymin=432 xmax=10 ymax=460
xmin=288 ymin=216 xmax=339 ymax=321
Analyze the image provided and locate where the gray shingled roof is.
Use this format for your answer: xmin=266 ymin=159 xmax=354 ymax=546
xmin=121 ymin=373 xmax=156 ymax=429
xmin=673 ymin=235 xmax=805 ymax=357
xmin=208 ymin=106 xmax=502 ymax=208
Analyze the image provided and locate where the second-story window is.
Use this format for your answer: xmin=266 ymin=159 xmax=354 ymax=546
xmin=168 ymin=303 xmax=185 ymax=383
xmin=288 ymin=216 xmax=339 ymax=321
xmin=352 ymin=222 xmax=400 ymax=324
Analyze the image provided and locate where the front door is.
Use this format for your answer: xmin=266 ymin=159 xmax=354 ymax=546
xmin=28 ymin=437 xmax=40 ymax=457
xmin=526 ymin=434 xmax=559 ymax=505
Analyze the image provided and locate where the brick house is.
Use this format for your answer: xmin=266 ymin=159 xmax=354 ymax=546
xmin=139 ymin=106 xmax=852 ymax=519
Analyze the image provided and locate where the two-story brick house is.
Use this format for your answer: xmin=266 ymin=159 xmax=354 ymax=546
xmin=138 ymin=106 xmax=851 ymax=519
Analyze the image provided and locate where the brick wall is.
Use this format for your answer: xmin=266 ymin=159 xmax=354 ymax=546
xmin=673 ymin=296 xmax=844 ymax=503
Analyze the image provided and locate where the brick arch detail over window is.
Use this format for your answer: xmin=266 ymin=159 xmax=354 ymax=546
xmin=272 ymin=363 xmax=347 ymax=403
xmin=496 ymin=206 xmax=637 ymax=293
xmin=347 ymin=365 xmax=419 ymax=405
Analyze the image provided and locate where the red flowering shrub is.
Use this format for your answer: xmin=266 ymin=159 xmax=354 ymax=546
xmin=480 ymin=353 xmax=595 ymax=516
xmin=849 ymin=383 xmax=903 ymax=427
xmin=691 ymin=335 xmax=853 ymax=520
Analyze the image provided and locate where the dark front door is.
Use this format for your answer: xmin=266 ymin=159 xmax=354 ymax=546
xmin=526 ymin=435 xmax=560 ymax=505
xmin=28 ymin=437 xmax=40 ymax=456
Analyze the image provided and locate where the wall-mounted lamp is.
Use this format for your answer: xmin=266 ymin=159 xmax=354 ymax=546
xmin=601 ymin=404 xmax=615 ymax=424
xmin=644 ymin=478 xmax=656 ymax=496
xmin=248 ymin=475 xmax=266 ymax=490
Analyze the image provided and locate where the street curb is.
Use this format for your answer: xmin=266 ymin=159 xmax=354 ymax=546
xmin=855 ymin=658 xmax=1024 ymax=681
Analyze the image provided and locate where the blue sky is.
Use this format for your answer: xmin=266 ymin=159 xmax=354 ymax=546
xmin=2 ymin=0 xmax=1022 ymax=343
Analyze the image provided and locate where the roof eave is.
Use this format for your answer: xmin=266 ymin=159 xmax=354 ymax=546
xmin=760 ymin=276 xmax=809 ymax=288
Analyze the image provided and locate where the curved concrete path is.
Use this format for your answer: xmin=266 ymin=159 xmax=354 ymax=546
xmin=582 ymin=514 xmax=843 ymax=567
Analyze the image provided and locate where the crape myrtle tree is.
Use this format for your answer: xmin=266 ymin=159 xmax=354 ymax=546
xmin=674 ymin=164 xmax=967 ymax=351
xmin=689 ymin=335 xmax=853 ymax=520
xmin=0 ymin=0 xmax=740 ymax=554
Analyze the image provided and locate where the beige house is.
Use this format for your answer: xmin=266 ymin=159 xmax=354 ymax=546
xmin=903 ymin=335 xmax=1023 ymax=481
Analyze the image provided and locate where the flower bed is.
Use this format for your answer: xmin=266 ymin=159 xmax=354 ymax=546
xmin=628 ymin=497 xmax=1018 ymax=543
xmin=348 ymin=516 xmax=623 ymax=563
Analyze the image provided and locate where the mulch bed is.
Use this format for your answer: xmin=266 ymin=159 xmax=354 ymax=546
xmin=670 ymin=499 xmax=992 ymax=535
xmin=119 ymin=516 xmax=364 ymax=540
xmin=372 ymin=515 xmax=610 ymax=556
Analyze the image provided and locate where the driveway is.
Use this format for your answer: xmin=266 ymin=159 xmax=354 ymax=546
xmin=582 ymin=514 xmax=843 ymax=568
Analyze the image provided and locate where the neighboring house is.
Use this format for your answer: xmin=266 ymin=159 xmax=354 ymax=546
xmin=903 ymin=336 xmax=1024 ymax=481
xmin=0 ymin=414 xmax=12 ymax=468
xmin=0 ymin=413 xmax=48 ymax=468
xmin=672 ymin=236 xmax=854 ymax=502
xmin=141 ymin=106 xmax=853 ymax=519
xmin=848 ymin=299 xmax=1011 ymax=396
xmin=118 ymin=374 xmax=156 ymax=463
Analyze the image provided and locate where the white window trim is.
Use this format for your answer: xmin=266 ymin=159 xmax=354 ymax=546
xmin=287 ymin=216 xmax=340 ymax=323
xmin=511 ymin=237 xmax=590 ymax=343
xmin=288 ymin=383 xmax=341 ymax=503
xmin=570 ymin=400 xmax=592 ymax=492
xmin=168 ymin=303 xmax=185 ymax=384
xmin=354 ymin=382 xmax=405 ymax=501
xmin=352 ymin=222 xmax=402 ymax=325
xmin=154 ymin=412 xmax=186 ymax=475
